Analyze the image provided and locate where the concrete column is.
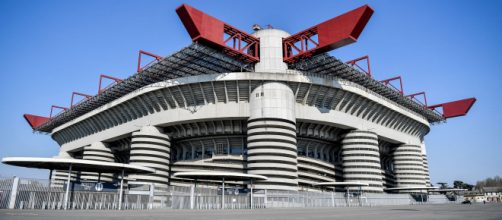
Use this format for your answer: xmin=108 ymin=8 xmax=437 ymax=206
xmin=252 ymin=29 xmax=290 ymax=73
xmin=128 ymin=125 xmax=171 ymax=187
xmin=393 ymin=144 xmax=426 ymax=192
xmin=81 ymin=142 xmax=115 ymax=182
xmin=341 ymin=130 xmax=383 ymax=192
xmin=8 ymin=177 xmax=20 ymax=209
xmin=246 ymin=82 xmax=298 ymax=191
xmin=264 ymin=189 xmax=268 ymax=208
xmin=189 ymin=184 xmax=195 ymax=209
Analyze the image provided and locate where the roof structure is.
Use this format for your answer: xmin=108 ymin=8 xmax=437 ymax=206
xmin=2 ymin=157 xmax=156 ymax=174
xmin=24 ymin=3 xmax=476 ymax=133
xmin=288 ymin=54 xmax=445 ymax=122
xmin=27 ymin=44 xmax=449 ymax=133
xmin=385 ymin=186 xmax=439 ymax=191
xmin=31 ymin=44 xmax=252 ymax=133
xmin=428 ymin=188 xmax=469 ymax=192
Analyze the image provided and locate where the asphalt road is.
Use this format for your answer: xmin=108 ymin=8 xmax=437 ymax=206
xmin=0 ymin=203 xmax=501 ymax=220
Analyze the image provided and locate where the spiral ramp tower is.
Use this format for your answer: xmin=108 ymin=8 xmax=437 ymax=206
xmin=80 ymin=142 xmax=115 ymax=183
xmin=50 ymin=151 xmax=78 ymax=187
xmin=341 ymin=130 xmax=384 ymax=192
xmin=393 ymin=144 xmax=426 ymax=192
xmin=246 ymin=82 xmax=299 ymax=190
xmin=128 ymin=126 xmax=171 ymax=187
xmin=421 ymin=143 xmax=432 ymax=187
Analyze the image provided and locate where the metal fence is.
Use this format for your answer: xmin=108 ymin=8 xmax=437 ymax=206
xmin=264 ymin=190 xmax=413 ymax=208
xmin=0 ymin=178 xmax=13 ymax=209
xmin=427 ymin=194 xmax=462 ymax=204
xmin=363 ymin=193 xmax=412 ymax=206
xmin=154 ymin=185 xmax=256 ymax=209
xmin=0 ymin=177 xmax=461 ymax=210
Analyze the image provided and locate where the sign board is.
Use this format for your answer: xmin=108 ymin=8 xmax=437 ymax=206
xmin=65 ymin=181 xmax=118 ymax=192
xmin=217 ymin=187 xmax=250 ymax=195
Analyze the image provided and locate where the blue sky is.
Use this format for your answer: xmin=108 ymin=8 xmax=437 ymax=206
xmin=0 ymin=0 xmax=500 ymax=186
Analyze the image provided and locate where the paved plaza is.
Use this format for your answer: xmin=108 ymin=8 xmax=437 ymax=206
xmin=1 ymin=203 xmax=501 ymax=220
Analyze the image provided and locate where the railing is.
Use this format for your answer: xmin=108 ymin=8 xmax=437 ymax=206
xmin=0 ymin=178 xmax=13 ymax=209
xmin=264 ymin=191 xmax=413 ymax=208
xmin=0 ymin=177 xmax=462 ymax=210
xmin=363 ymin=193 xmax=411 ymax=206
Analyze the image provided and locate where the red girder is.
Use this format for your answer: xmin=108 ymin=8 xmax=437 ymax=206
xmin=137 ymin=50 xmax=163 ymax=73
xmin=346 ymin=55 xmax=371 ymax=77
xmin=283 ymin=5 xmax=374 ymax=63
xmin=23 ymin=114 xmax=50 ymax=129
xmin=428 ymin=98 xmax=477 ymax=119
xmin=176 ymin=4 xmax=260 ymax=63
xmin=406 ymin=92 xmax=428 ymax=107
xmin=98 ymin=74 xmax=123 ymax=94
xmin=70 ymin=92 xmax=92 ymax=108
xmin=50 ymin=105 xmax=68 ymax=118
xmin=380 ymin=76 xmax=404 ymax=95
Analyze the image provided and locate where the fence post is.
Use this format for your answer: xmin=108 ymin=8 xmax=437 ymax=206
xmin=8 ymin=176 xmax=20 ymax=209
xmin=264 ymin=189 xmax=268 ymax=208
xmin=189 ymin=185 xmax=195 ymax=209
xmin=331 ymin=191 xmax=335 ymax=207
xmin=148 ymin=184 xmax=154 ymax=210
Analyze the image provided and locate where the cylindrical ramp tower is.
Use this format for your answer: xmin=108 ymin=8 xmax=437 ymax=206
xmin=341 ymin=130 xmax=383 ymax=192
xmin=393 ymin=144 xmax=426 ymax=192
xmin=422 ymin=155 xmax=431 ymax=187
xmin=81 ymin=142 xmax=115 ymax=183
xmin=421 ymin=143 xmax=431 ymax=187
xmin=246 ymin=82 xmax=298 ymax=191
xmin=128 ymin=126 xmax=171 ymax=187
xmin=51 ymin=151 xmax=77 ymax=187
xmin=252 ymin=29 xmax=290 ymax=73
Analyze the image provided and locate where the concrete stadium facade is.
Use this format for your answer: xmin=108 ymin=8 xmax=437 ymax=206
xmin=45 ymin=28 xmax=435 ymax=193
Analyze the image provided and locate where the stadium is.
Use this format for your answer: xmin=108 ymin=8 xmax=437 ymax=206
xmin=4 ymin=3 xmax=476 ymax=209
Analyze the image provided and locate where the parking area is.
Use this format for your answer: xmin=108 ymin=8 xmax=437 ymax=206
xmin=1 ymin=203 xmax=501 ymax=220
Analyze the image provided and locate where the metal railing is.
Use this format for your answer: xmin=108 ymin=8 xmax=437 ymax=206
xmin=0 ymin=178 xmax=13 ymax=209
xmin=0 ymin=177 xmax=462 ymax=210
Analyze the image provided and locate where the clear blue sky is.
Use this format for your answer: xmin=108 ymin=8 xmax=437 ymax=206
xmin=0 ymin=0 xmax=500 ymax=186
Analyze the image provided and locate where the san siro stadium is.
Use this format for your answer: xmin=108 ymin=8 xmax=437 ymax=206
xmin=19 ymin=4 xmax=476 ymax=197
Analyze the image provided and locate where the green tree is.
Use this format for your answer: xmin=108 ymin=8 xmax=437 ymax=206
xmin=437 ymin=182 xmax=448 ymax=189
xmin=453 ymin=180 xmax=474 ymax=190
